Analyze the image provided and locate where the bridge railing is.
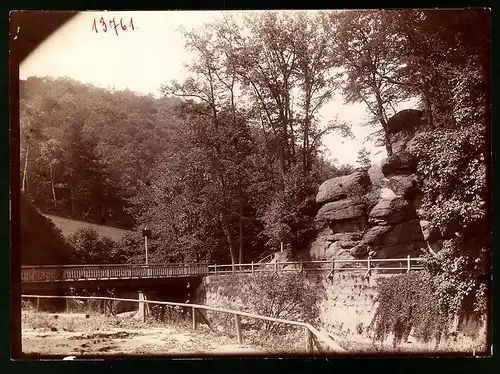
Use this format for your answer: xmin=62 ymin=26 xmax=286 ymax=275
xmin=21 ymin=294 xmax=346 ymax=354
xmin=21 ymin=257 xmax=427 ymax=283
xmin=21 ymin=263 xmax=210 ymax=283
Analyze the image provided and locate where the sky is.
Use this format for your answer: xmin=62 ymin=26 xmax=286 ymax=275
xmin=20 ymin=10 xmax=416 ymax=166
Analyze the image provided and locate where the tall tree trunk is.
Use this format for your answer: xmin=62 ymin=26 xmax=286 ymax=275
xmin=303 ymin=91 xmax=311 ymax=174
xmin=421 ymin=80 xmax=434 ymax=129
xmin=374 ymin=88 xmax=393 ymax=156
xmin=22 ymin=143 xmax=30 ymax=193
xmin=237 ymin=184 xmax=244 ymax=264
xmin=220 ymin=211 xmax=237 ymax=264
xmin=278 ymin=145 xmax=286 ymax=183
xmin=50 ymin=164 xmax=57 ymax=208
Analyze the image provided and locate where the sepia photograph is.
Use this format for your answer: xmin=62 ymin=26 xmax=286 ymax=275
xmin=11 ymin=9 xmax=491 ymax=359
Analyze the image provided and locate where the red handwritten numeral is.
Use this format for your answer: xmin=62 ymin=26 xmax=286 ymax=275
xmin=92 ymin=18 xmax=98 ymax=33
xmin=100 ymin=17 xmax=107 ymax=33
xmin=93 ymin=16 xmax=135 ymax=34
xmin=120 ymin=18 xmax=127 ymax=31
xmin=109 ymin=18 xmax=119 ymax=36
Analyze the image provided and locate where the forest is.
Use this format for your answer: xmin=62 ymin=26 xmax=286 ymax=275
xmin=20 ymin=10 xmax=489 ymax=274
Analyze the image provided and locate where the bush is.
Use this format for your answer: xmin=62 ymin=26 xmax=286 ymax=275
xmin=67 ymin=228 xmax=119 ymax=264
xmin=208 ymin=273 xmax=324 ymax=334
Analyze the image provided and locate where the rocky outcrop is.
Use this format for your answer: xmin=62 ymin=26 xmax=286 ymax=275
xmin=316 ymin=170 xmax=371 ymax=204
xmin=308 ymin=109 xmax=437 ymax=262
xmin=381 ymin=153 xmax=417 ymax=177
xmin=316 ymin=199 xmax=366 ymax=222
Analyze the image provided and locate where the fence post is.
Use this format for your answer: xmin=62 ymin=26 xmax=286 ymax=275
xmin=331 ymin=260 xmax=335 ymax=276
xmin=36 ymin=297 xmax=40 ymax=312
xmin=367 ymin=256 xmax=371 ymax=278
xmin=300 ymin=261 xmax=303 ymax=273
xmin=407 ymin=255 xmax=411 ymax=273
xmin=275 ymin=262 xmax=278 ymax=272
xmin=214 ymin=264 xmax=217 ymax=275
xmin=251 ymin=262 xmax=254 ymax=275
xmin=192 ymin=307 xmax=197 ymax=330
xmin=232 ymin=263 xmax=235 ymax=274
xmin=304 ymin=326 xmax=313 ymax=353
xmin=234 ymin=314 xmax=242 ymax=344
xmin=138 ymin=291 xmax=147 ymax=322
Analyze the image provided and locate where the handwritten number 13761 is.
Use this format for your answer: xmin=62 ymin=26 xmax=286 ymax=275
xmin=92 ymin=17 xmax=135 ymax=35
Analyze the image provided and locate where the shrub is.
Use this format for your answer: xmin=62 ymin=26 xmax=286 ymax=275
xmin=243 ymin=272 xmax=324 ymax=332
xmin=67 ymin=228 xmax=119 ymax=264
xmin=207 ymin=273 xmax=324 ymax=334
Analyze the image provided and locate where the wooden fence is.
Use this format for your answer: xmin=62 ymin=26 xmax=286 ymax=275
xmin=21 ymin=256 xmax=426 ymax=284
xmin=21 ymin=294 xmax=346 ymax=354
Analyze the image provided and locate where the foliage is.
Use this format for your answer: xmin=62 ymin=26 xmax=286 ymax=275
xmin=411 ymin=124 xmax=487 ymax=236
xmin=20 ymin=193 xmax=73 ymax=265
xmin=67 ymin=228 xmax=120 ymax=264
xmin=371 ymin=271 xmax=451 ymax=347
xmin=356 ymin=147 xmax=372 ymax=168
xmin=208 ymin=273 xmax=324 ymax=333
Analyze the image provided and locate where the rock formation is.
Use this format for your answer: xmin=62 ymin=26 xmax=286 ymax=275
xmin=309 ymin=109 xmax=432 ymax=263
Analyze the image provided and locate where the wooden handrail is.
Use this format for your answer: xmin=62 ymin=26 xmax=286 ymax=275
xmin=21 ymin=294 xmax=346 ymax=354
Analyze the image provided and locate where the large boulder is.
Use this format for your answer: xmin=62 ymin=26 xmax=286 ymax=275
xmin=361 ymin=225 xmax=393 ymax=245
xmin=387 ymin=109 xmax=425 ymax=154
xmin=381 ymin=153 xmax=418 ymax=177
xmin=387 ymin=109 xmax=425 ymax=134
xmin=388 ymin=174 xmax=420 ymax=198
xmin=316 ymin=199 xmax=366 ymax=222
xmin=369 ymin=194 xmax=416 ymax=224
xmin=350 ymin=243 xmax=368 ymax=257
xmin=326 ymin=241 xmax=354 ymax=261
xmin=316 ymin=171 xmax=371 ymax=204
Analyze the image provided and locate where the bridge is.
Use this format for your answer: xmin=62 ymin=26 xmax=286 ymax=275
xmin=21 ymin=257 xmax=426 ymax=326
xmin=21 ymin=257 xmax=425 ymax=293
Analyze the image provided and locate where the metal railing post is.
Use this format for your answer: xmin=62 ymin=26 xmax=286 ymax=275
xmin=304 ymin=326 xmax=313 ymax=353
xmin=407 ymin=255 xmax=411 ymax=273
xmin=192 ymin=307 xmax=197 ymax=330
xmin=251 ymin=261 xmax=254 ymax=275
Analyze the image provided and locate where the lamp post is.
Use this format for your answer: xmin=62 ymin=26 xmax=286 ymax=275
xmin=142 ymin=227 xmax=151 ymax=265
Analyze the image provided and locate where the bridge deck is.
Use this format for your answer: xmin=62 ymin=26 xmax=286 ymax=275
xmin=21 ymin=258 xmax=425 ymax=284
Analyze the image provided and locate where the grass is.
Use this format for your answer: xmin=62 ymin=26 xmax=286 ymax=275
xmin=44 ymin=214 xmax=132 ymax=241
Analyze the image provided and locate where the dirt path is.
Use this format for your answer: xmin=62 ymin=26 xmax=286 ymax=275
xmin=22 ymin=312 xmax=264 ymax=357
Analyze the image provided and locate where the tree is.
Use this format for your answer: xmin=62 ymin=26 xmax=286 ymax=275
xmin=356 ymin=147 xmax=372 ymax=168
xmin=330 ymin=10 xmax=408 ymax=156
